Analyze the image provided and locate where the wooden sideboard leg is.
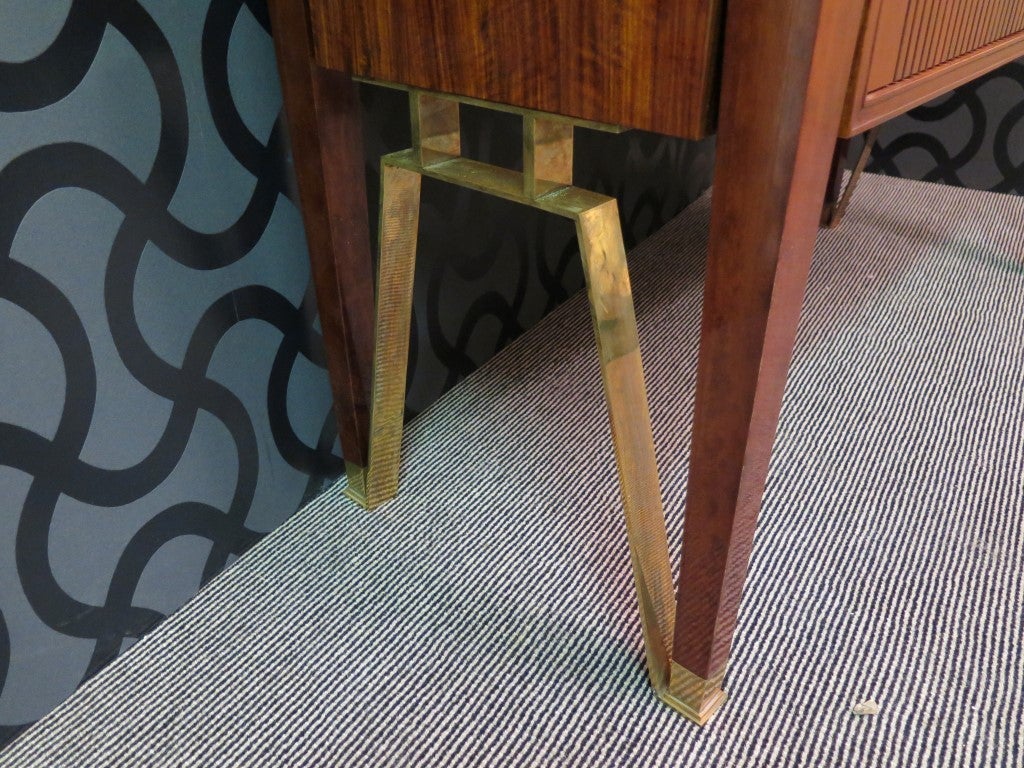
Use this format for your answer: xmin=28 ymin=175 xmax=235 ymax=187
xmin=268 ymin=1 xmax=375 ymax=471
xmin=820 ymin=138 xmax=850 ymax=226
xmin=667 ymin=0 xmax=867 ymax=719
xmin=823 ymin=128 xmax=881 ymax=229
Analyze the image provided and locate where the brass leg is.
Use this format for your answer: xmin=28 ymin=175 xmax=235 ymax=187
xmin=348 ymin=87 xmax=721 ymax=724
xmin=577 ymin=200 xmax=727 ymax=722
xmin=575 ymin=200 xmax=676 ymax=692
xmin=344 ymin=162 xmax=421 ymax=508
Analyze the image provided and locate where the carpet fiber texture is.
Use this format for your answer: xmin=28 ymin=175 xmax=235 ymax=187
xmin=3 ymin=174 xmax=1023 ymax=767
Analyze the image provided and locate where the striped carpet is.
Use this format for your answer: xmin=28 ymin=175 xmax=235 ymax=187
xmin=3 ymin=173 xmax=1023 ymax=767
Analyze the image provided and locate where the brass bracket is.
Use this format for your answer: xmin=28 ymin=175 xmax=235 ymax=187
xmin=346 ymin=88 xmax=726 ymax=725
xmin=660 ymin=662 xmax=728 ymax=726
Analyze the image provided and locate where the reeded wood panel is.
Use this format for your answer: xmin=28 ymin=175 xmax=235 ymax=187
xmin=890 ymin=0 xmax=1024 ymax=82
xmin=844 ymin=0 xmax=1024 ymax=135
xmin=308 ymin=0 xmax=724 ymax=140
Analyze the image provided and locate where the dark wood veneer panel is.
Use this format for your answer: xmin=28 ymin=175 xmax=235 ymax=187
xmin=308 ymin=0 xmax=723 ymax=139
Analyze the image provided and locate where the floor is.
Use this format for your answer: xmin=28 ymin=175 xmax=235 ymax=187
xmin=2 ymin=174 xmax=1022 ymax=767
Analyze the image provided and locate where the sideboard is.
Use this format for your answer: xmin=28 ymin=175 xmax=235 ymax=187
xmin=267 ymin=0 xmax=1024 ymax=724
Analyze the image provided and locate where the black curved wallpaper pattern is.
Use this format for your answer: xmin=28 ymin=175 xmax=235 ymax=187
xmin=0 ymin=0 xmax=1020 ymax=749
xmin=0 ymin=0 xmax=340 ymax=742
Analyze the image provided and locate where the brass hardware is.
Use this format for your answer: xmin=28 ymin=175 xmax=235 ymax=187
xmin=411 ymin=92 xmax=461 ymax=166
xmin=575 ymin=197 xmax=677 ymax=692
xmin=825 ymin=127 xmax=879 ymax=228
xmin=347 ymin=87 xmax=723 ymax=725
xmin=660 ymin=662 xmax=728 ymax=726
xmin=343 ymin=162 xmax=420 ymax=508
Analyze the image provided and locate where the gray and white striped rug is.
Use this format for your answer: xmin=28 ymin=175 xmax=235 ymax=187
xmin=3 ymin=174 xmax=1023 ymax=767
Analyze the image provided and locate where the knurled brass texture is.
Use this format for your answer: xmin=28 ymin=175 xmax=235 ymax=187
xmin=345 ymin=87 xmax=725 ymax=725
xmin=660 ymin=662 xmax=728 ymax=726
xmin=342 ymin=162 xmax=420 ymax=509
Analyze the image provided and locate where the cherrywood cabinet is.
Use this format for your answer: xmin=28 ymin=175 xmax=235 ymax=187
xmin=844 ymin=0 xmax=1024 ymax=134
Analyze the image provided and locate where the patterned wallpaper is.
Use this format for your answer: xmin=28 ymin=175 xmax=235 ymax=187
xmin=0 ymin=0 xmax=341 ymax=743
xmin=0 ymin=0 xmax=1020 ymax=749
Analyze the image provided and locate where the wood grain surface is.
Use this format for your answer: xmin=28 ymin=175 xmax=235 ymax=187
xmin=889 ymin=0 xmax=1024 ymax=81
xmin=308 ymin=0 xmax=723 ymax=139
xmin=268 ymin=0 xmax=376 ymax=468
xmin=672 ymin=0 xmax=867 ymax=680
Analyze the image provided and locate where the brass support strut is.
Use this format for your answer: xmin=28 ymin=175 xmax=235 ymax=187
xmin=345 ymin=89 xmax=726 ymax=725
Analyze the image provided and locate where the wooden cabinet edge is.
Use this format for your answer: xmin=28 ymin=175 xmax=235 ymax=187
xmin=839 ymin=0 xmax=887 ymax=138
xmin=304 ymin=0 xmax=722 ymax=140
xmin=843 ymin=27 xmax=1024 ymax=137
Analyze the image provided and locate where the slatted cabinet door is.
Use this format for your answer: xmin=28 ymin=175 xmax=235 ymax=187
xmin=844 ymin=0 xmax=1024 ymax=134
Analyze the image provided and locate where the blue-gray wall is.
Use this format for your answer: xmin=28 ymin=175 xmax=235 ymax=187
xmin=0 ymin=0 xmax=1021 ymax=747
xmin=0 ymin=0 xmax=338 ymax=742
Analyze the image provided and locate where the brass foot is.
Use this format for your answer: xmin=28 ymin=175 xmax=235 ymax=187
xmin=343 ymin=462 xmax=372 ymax=507
xmin=658 ymin=663 xmax=728 ymax=725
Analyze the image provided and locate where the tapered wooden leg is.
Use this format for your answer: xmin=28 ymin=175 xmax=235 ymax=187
xmin=268 ymin=0 xmax=375 ymax=470
xmin=822 ymin=128 xmax=881 ymax=229
xmin=669 ymin=0 xmax=868 ymax=716
xmin=821 ymin=138 xmax=850 ymax=226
